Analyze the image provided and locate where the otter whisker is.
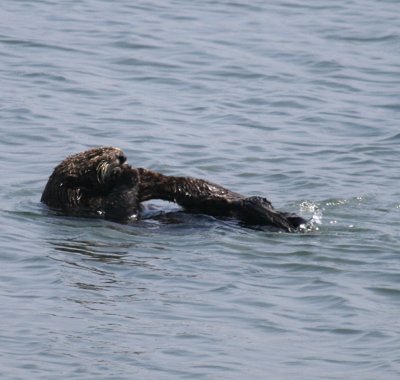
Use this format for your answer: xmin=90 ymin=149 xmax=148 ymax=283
xmin=96 ymin=161 xmax=109 ymax=184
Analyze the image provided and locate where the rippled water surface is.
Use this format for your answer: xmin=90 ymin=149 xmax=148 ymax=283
xmin=1 ymin=1 xmax=400 ymax=379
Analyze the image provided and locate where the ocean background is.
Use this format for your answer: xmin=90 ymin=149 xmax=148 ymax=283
xmin=1 ymin=1 xmax=399 ymax=379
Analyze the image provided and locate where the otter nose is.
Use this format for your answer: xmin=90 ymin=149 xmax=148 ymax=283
xmin=117 ymin=154 xmax=127 ymax=164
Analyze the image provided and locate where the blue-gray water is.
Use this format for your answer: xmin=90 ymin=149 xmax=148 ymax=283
xmin=1 ymin=1 xmax=400 ymax=379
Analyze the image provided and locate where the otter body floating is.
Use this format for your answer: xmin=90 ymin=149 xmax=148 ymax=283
xmin=41 ymin=147 xmax=307 ymax=232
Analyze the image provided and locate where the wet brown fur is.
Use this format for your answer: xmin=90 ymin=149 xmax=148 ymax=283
xmin=41 ymin=147 xmax=306 ymax=231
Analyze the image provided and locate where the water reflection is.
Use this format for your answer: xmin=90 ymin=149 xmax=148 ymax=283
xmin=50 ymin=238 xmax=132 ymax=263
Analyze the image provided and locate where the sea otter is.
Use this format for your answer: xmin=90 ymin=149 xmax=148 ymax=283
xmin=41 ymin=147 xmax=307 ymax=232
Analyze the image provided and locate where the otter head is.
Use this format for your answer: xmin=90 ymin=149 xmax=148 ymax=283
xmin=41 ymin=147 xmax=137 ymax=209
xmin=59 ymin=146 xmax=129 ymax=191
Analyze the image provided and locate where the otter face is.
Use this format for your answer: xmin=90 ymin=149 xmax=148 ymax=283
xmin=94 ymin=148 xmax=128 ymax=185
xmin=53 ymin=147 xmax=127 ymax=192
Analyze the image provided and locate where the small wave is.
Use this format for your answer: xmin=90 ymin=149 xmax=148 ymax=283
xmin=299 ymin=200 xmax=322 ymax=232
xmin=325 ymin=32 xmax=398 ymax=43
xmin=381 ymin=132 xmax=400 ymax=143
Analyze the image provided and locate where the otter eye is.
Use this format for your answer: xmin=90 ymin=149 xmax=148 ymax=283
xmin=118 ymin=154 xmax=127 ymax=164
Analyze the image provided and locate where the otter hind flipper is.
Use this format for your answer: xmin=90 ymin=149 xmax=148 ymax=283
xmin=284 ymin=214 xmax=308 ymax=230
xmin=238 ymin=196 xmax=306 ymax=232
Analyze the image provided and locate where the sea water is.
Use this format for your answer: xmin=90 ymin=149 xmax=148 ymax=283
xmin=0 ymin=1 xmax=399 ymax=379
